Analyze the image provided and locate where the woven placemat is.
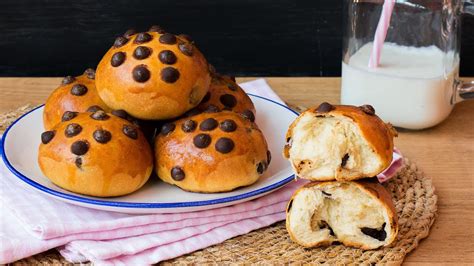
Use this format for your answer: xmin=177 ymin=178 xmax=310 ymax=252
xmin=3 ymin=105 xmax=437 ymax=265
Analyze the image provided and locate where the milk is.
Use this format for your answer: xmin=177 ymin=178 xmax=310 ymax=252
xmin=341 ymin=43 xmax=458 ymax=129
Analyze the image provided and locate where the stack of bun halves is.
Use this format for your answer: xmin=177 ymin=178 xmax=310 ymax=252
xmin=283 ymin=102 xmax=399 ymax=250
xmin=38 ymin=26 xmax=271 ymax=197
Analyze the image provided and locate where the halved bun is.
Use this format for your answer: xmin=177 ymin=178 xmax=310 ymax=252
xmin=284 ymin=103 xmax=397 ymax=181
xmin=286 ymin=180 xmax=398 ymax=250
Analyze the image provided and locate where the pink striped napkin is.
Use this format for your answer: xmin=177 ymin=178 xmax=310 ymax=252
xmin=0 ymin=79 xmax=403 ymax=264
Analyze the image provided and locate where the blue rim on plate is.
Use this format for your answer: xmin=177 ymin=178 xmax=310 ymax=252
xmin=1 ymin=94 xmax=299 ymax=209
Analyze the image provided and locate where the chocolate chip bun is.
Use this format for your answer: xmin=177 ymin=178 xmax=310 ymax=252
xmin=186 ymin=74 xmax=255 ymax=120
xmin=286 ymin=180 xmax=398 ymax=250
xmin=284 ymin=103 xmax=397 ymax=181
xmin=154 ymin=111 xmax=271 ymax=193
xmin=43 ymin=69 xmax=111 ymax=129
xmin=38 ymin=111 xmax=153 ymax=197
xmin=95 ymin=26 xmax=211 ymax=120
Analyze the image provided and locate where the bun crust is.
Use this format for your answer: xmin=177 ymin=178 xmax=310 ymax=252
xmin=194 ymin=75 xmax=255 ymax=116
xmin=43 ymin=69 xmax=111 ymax=129
xmin=38 ymin=112 xmax=153 ymax=197
xmin=96 ymin=31 xmax=211 ymax=120
xmin=284 ymin=103 xmax=396 ymax=181
xmin=286 ymin=180 xmax=398 ymax=250
xmin=154 ymin=111 xmax=270 ymax=193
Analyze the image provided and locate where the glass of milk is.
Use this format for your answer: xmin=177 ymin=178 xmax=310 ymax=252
xmin=341 ymin=0 xmax=474 ymax=129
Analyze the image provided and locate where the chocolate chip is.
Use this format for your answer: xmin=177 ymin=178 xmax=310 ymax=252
xmin=201 ymin=92 xmax=211 ymax=103
xmin=111 ymin=109 xmax=138 ymax=124
xmin=70 ymin=84 xmax=88 ymax=96
xmin=111 ymin=109 xmax=127 ymax=119
xmin=204 ymin=105 xmax=220 ymax=113
xmin=322 ymin=191 xmax=332 ymax=197
xmin=61 ymin=111 xmax=78 ymax=122
xmin=93 ymin=129 xmax=112 ymax=144
xmin=178 ymin=43 xmax=193 ymax=56
xmin=158 ymin=50 xmax=177 ymax=64
xmin=65 ymin=123 xmax=82 ymax=137
xmin=219 ymin=94 xmax=237 ymax=108
xmin=287 ymin=199 xmax=293 ymax=212
xmin=316 ymin=102 xmax=335 ymax=113
xmin=257 ymin=162 xmax=265 ymax=175
xmin=90 ymin=110 xmax=110 ymax=120
xmin=219 ymin=119 xmax=237 ymax=132
xmin=199 ymin=118 xmax=218 ymax=131
xmin=159 ymin=33 xmax=177 ymax=44
xmin=149 ymin=25 xmax=165 ymax=33
xmin=229 ymin=76 xmax=236 ymax=82
xmin=123 ymin=28 xmax=136 ymax=38
xmin=134 ymin=32 xmax=152 ymax=44
xmin=113 ymin=36 xmax=129 ymax=48
xmin=132 ymin=65 xmax=150 ymax=82
xmin=123 ymin=125 xmax=138 ymax=139
xmin=182 ymin=120 xmax=197 ymax=132
xmin=41 ymin=131 xmax=55 ymax=144
xmin=133 ymin=46 xmax=151 ymax=60
xmin=227 ymin=83 xmax=238 ymax=91
xmin=178 ymin=34 xmax=193 ymax=43
xmin=160 ymin=67 xmax=180 ymax=83
xmin=193 ymin=133 xmax=211 ymax=148
xmin=241 ymin=110 xmax=255 ymax=122
xmin=71 ymin=140 xmax=89 ymax=155
xmin=360 ymin=104 xmax=375 ymax=115
xmin=86 ymin=105 xmax=103 ymax=112
xmin=361 ymin=223 xmax=387 ymax=241
xmin=183 ymin=108 xmax=202 ymax=117
xmin=75 ymin=157 xmax=82 ymax=169
xmin=341 ymin=153 xmax=349 ymax=167
xmin=171 ymin=166 xmax=185 ymax=181
xmin=267 ymin=150 xmax=272 ymax=164
xmin=319 ymin=221 xmax=335 ymax=236
xmin=62 ymin=76 xmax=75 ymax=85
xmin=215 ymin=137 xmax=234 ymax=154
xmin=84 ymin=68 xmax=95 ymax=79
xmin=111 ymin=52 xmax=126 ymax=67
xmin=160 ymin=123 xmax=176 ymax=135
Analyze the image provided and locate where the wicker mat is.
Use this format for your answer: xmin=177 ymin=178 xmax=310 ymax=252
xmin=3 ymin=105 xmax=437 ymax=265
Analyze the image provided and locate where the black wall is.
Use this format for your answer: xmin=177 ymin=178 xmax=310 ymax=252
xmin=0 ymin=0 xmax=473 ymax=77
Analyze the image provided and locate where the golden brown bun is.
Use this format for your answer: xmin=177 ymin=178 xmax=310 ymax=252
xmin=191 ymin=74 xmax=255 ymax=117
xmin=154 ymin=111 xmax=270 ymax=193
xmin=286 ymin=179 xmax=398 ymax=250
xmin=43 ymin=69 xmax=111 ymax=129
xmin=96 ymin=28 xmax=211 ymax=120
xmin=38 ymin=111 xmax=153 ymax=197
xmin=283 ymin=103 xmax=396 ymax=181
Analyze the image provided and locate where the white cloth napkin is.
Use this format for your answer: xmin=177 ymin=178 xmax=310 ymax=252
xmin=0 ymin=79 xmax=403 ymax=265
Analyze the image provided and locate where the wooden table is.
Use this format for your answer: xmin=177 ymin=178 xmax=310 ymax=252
xmin=1 ymin=77 xmax=473 ymax=264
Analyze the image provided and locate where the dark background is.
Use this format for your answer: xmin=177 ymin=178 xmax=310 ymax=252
xmin=0 ymin=0 xmax=473 ymax=77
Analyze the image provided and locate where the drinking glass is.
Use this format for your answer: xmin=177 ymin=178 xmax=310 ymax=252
xmin=341 ymin=0 xmax=474 ymax=129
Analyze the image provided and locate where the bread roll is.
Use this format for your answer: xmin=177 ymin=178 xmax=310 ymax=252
xmin=286 ymin=180 xmax=398 ymax=250
xmin=284 ymin=102 xmax=397 ymax=181
xmin=38 ymin=111 xmax=153 ymax=197
xmin=95 ymin=26 xmax=211 ymax=120
xmin=43 ymin=68 xmax=111 ymax=129
xmin=154 ymin=111 xmax=270 ymax=193
xmin=184 ymin=74 xmax=255 ymax=121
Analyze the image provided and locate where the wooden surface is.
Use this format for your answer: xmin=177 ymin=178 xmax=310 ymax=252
xmin=1 ymin=77 xmax=473 ymax=264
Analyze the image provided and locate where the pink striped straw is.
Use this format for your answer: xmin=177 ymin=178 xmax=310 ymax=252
xmin=368 ymin=0 xmax=395 ymax=68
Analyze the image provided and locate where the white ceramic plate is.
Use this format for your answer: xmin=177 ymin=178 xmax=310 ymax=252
xmin=1 ymin=94 xmax=298 ymax=214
